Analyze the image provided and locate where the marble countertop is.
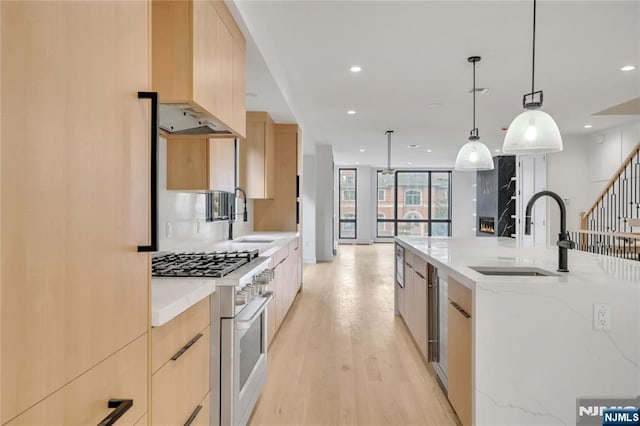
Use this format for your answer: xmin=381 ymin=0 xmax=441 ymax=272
xmin=396 ymin=236 xmax=640 ymax=288
xmin=395 ymin=236 xmax=640 ymax=425
xmin=151 ymin=232 xmax=299 ymax=327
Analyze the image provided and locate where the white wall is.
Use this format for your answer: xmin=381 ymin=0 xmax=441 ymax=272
xmin=315 ymin=144 xmax=334 ymax=261
xmin=587 ymin=121 xmax=640 ymax=202
xmin=451 ymin=171 xmax=477 ymax=238
xmin=547 ymin=135 xmax=590 ymax=238
xmin=157 ymin=137 xmax=252 ymax=252
xmin=302 ymin=154 xmax=317 ymax=263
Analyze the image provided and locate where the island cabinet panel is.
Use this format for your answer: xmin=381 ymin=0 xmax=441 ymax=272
xmin=447 ymin=277 xmax=472 ymax=426
xmin=240 ymin=112 xmax=276 ymax=199
xmin=152 ymin=0 xmax=246 ymax=137
xmin=412 ymin=257 xmax=428 ymax=359
xmin=402 ymin=252 xmax=415 ymax=332
xmin=5 ymin=335 xmax=148 ymax=426
xmin=166 ymin=137 xmax=235 ymax=192
xmin=267 ymin=257 xmax=278 ymax=348
xmin=1 ymin=0 xmax=150 ymax=422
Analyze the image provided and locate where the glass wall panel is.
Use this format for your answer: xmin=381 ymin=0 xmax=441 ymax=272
xmin=339 ymin=169 xmax=357 ymax=239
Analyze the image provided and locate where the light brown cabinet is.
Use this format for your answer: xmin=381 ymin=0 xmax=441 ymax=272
xmin=2 ymin=1 xmax=150 ymax=423
xmin=240 ymin=112 xmax=276 ymax=199
xmin=152 ymin=0 xmax=246 ymax=137
xmin=151 ymin=299 xmax=211 ymax=425
xmin=254 ymin=125 xmax=301 ymax=231
xmin=6 ymin=335 xmax=148 ymax=426
xmin=447 ymin=277 xmax=473 ymax=426
xmin=266 ymin=237 xmax=302 ymax=349
xmin=166 ymin=137 xmax=235 ymax=192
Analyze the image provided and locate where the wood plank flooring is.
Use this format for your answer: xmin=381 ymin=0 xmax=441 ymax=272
xmin=249 ymin=243 xmax=459 ymax=426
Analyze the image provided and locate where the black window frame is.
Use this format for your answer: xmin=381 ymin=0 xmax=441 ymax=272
xmin=339 ymin=168 xmax=357 ymax=239
xmin=376 ymin=170 xmax=452 ymax=238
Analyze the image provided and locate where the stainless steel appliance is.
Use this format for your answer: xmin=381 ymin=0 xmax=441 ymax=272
xmin=152 ymin=250 xmax=274 ymax=426
xmin=395 ymin=245 xmax=404 ymax=288
xmin=429 ymin=267 xmax=448 ymax=389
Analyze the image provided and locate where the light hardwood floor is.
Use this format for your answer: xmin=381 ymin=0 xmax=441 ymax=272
xmin=250 ymin=244 xmax=459 ymax=426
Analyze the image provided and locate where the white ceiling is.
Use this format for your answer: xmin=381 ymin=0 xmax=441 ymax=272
xmin=230 ymin=0 xmax=640 ymax=167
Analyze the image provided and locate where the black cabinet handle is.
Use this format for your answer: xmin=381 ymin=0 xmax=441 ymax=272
xmin=296 ymin=174 xmax=300 ymax=198
xmin=97 ymin=399 xmax=133 ymax=426
xmin=184 ymin=405 xmax=203 ymax=426
xmin=171 ymin=333 xmax=203 ymax=361
xmin=415 ymin=271 xmax=425 ymax=280
xmin=449 ymin=300 xmax=471 ymax=319
xmin=137 ymin=91 xmax=158 ymax=252
xmin=296 ymin=201 xmax=300 ymax=225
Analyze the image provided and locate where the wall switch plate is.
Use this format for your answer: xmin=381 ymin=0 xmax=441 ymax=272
xmin=166 ymin=222 xmax=172 ymax=239
xmin=593 ymin=303 xmax=612 ymax=330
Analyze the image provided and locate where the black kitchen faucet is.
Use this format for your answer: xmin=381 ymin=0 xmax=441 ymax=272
xmin=524 ymin=190 xmax=575 ymax=272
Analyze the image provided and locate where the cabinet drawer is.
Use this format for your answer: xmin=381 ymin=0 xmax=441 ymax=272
xmin=448 ymin=276 xmax=472 ymax=316
xmin=152 ymin=326 xmax=210 ymax=425
xmin=7 ymin=334 xmax=148 ymax=426
xmin=152 ymin=297 xmax=210 ymax=373
xmin=134 ymin=413 xmax=148 ymax=425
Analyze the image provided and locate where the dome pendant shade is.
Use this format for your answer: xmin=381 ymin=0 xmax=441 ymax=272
xmin=455 ymin=140 xmax=494 ymax=171
xmin=503 ymin=109 xmax=562 ymax=154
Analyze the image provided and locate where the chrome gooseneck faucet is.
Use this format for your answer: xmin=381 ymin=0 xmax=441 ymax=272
xmin=524 ymin=190 xmax=575 ymax=272
xmin=228 ymin=186 xmax=248 ymax=240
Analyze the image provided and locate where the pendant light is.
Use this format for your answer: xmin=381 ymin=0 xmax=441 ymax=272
xmin=455 ymin=56 xmax=495 ymax=171
xmin=381 ymin=130 xmax=395 ymax=175
xmin=502 ymin=0 xmax=562 ymax=154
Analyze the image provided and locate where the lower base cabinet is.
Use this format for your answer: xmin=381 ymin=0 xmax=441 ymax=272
xmin=447 ymin=277 xmax=472 ymax=426
xmin=6 ymin=334 xmax=148 ymax=426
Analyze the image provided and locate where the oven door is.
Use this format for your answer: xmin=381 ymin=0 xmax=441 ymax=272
xmin=221 ymin=292 xmax=273 ymax=426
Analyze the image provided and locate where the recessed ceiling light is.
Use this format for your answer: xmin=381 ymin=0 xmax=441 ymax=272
xmin=350 ymin=66 xmax=362 ymax=73
xmin=355 ymin=161 xmax=360 ymax=165
xmin=426 ymin=149 xmax=432 ymax=153
xmin=347 ymin=110 xmax=356 ymax=115
xmin=621 ymin=65 xmax=636 ymax=71
xmin=408 ymin=144 xmax=419 ymax=148
xmin=426 ymin=103 xmax=443 ymax=109
xmin=494 ymin=149 xmax=501 ymax=152
xmin=359 ymin=148 xmax=365 ymax=152
xmin=584 ymin=124 xmax=593 ymax=129
xmin=407 ymin=162 xmax=413 ymax=165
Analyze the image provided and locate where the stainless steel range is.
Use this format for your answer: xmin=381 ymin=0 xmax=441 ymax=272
xmin=152 ymin=249 xmax=274 ymax=426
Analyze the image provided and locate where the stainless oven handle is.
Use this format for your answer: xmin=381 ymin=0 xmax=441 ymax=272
xmin=235 ymin=292 xmax=273 ymax=330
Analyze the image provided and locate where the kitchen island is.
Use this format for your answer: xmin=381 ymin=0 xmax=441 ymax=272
xmin=395 ymin=236 xmax=640 ymax=426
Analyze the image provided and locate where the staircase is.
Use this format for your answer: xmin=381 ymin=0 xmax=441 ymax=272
xmin=570 ymin=142 xmax=640 ymax=259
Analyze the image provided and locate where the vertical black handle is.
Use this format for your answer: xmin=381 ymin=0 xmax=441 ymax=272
xmin=137 ymin=91 xmax=158 ymax=252
xmin=296 ymin=175 xmax=300 ymax=198
xmin=296 ymin=201 xmax=300 ymax=225
xmin=97 ymin=399 xmax=133 ymax=426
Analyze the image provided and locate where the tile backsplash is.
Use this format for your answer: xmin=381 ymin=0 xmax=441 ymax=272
xmin=158 ymin=137 xmax=253 ymax=252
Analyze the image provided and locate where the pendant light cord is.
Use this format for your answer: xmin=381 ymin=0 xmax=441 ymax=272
xmin=472 ymin=59 xmax=476 ymax=130
xmin=531 ymin=0 xmax=536 ymax=95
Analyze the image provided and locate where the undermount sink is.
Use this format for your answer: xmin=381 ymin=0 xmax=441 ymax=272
xmin=469 ymin=266 xmax=559 ymax=277
xmin=234 ymin=238 xmax=275 ymax=244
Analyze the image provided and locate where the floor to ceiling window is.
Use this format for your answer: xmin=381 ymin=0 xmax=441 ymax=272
xmin=376 ymin=170 xmax=452 ymax=237
xmin=339 ymin=168 xmax=357 ymax=239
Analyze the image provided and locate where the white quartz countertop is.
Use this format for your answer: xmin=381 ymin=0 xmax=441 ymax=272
xmin=396 ymin=236 xmax=640 ymax=288
xmin=395 ymin=236 xmax=640 ymax=425
xmin=151 ymin=232 xmax=299 ymax=327
xmin=151 ymin=278 xmax=215 ymax=326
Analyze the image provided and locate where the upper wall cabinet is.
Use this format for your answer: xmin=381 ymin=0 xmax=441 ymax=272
xmin=167 ymin=138 xmax=236 ymax=193
xmin=152 ymin=0 xmax=246 ymax=138
xmin=239 ymin=112 xmax=276 ymax=199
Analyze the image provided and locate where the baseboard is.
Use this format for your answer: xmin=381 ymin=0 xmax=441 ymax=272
xmin=303 ymin=256 xmax=317 ymax=264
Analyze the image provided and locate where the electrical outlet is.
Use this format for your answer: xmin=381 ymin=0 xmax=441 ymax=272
xmin=166 ymin=222 xmax=172 ymax=239
xmin=593 ymin=304 xmax=612 ymax=330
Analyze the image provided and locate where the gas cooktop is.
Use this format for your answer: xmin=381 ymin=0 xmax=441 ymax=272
xmin=152 ymin=250 xmax=259 ymax=278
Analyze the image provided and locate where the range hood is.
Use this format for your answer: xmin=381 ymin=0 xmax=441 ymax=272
xmin=159 ymin=104 xmax=233 ymax=136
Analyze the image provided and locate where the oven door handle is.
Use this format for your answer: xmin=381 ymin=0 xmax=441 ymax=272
xmin=235 ymin=292 xmax=274 ymax=330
